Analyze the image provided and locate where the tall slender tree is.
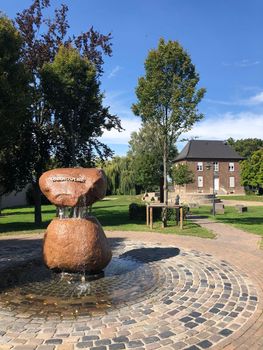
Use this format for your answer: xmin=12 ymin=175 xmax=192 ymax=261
xmin=132 ymin=38 xmax=205 ymax=225
xmin=14 ymin=0 xmax=120 ymax=224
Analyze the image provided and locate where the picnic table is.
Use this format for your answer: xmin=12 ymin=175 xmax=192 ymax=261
xmin=146 ymin=203 xmax=184 ymax=229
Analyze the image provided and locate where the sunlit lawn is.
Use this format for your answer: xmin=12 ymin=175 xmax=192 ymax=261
xmin=191 ymin=205 xmax=263 ymax=237
xmin=0 ymin=195 xmax=214 ymax=239
xmin=219 ymin=195 xmax=263 ymax=202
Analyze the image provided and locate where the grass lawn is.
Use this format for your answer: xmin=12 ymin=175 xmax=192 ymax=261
xmin=191 ymin=205 xmax=263 ymax=237
xmin=219 ymin=194 xmax=263 ymax=202
xmin=0 ymin=195 xmax=214 ymax=239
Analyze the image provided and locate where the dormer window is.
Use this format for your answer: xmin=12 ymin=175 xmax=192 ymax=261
xmin=197 ymin=162 xmax=203 ymax=171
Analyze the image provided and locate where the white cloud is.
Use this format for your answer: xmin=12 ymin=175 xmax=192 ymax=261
xmin=100 ymin=118 xmax=141 ymax=144
xmin=181 ymin=112 xmax=263 ymax=141
xmin=248 ymin=91 xmax=263 ymax=104
xmin=100 ymin=90 xmax=141 ymax=145
xmin=222 ymin=59 xmax=261 ymax=67
xmin=108 ymin=65 xmax=122 ymax=79
xmin=206 ymin=90 xmax=263 ymax=106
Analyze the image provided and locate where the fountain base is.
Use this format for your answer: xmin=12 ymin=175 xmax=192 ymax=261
xmin=43 ymin=216 xmax=112 ymax=273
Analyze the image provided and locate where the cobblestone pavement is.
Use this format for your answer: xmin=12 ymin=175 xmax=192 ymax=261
xmin=0 ymin=218 xmax=262 ymax=350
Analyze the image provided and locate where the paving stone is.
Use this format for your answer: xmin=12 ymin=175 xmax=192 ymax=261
xmin=45 ymin=339 xmax=63 ymax=344
xmin=159 ymin=331 xmax=175 ymax=339
xmin=142 ymin=336 xmax=160 ymax=344
xmin=127 ymin=340 xmax=144 ymax=348
xmin=109 ymin=344 xmax=126 ymax=350
xmin=219 ymin=328 xmax=233 ymax=337
xmin=0 ymin=233 xmax=262 ymax=350
xmin=94 ymin=339 xmax=111 ymax=346
xmin=196 ymin=340 xmax=213 ymax=349
xmin=82 ymin=335 xmax=99 ymax=341
xmin=113 ymin=336 xmax=129 ymax=343
xmin=76 ymin=343 xmax=94 ymax=349
xmin=12 ymin=346 xmax=37 ymax=350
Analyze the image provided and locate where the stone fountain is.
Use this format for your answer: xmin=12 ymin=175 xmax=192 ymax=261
xmin=39 ymin=168 xmax=112 ymax=273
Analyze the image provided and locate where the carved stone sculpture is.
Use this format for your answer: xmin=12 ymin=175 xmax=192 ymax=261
xmin=39 ymin=168 xmax=112 ymax=273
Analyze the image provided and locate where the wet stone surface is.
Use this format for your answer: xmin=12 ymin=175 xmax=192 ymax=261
xmin=0 ymin=238 xmax=259 ymax=349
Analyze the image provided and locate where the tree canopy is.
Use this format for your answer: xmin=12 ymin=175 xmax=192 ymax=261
xmin=0 ymin=15 xmax=29 ymax=147
xmin=42 ymin=45 xmax=121 ymax=167
xmin=227 ymin=138 xmax=263 ymax=159
xmin=0 ymin=0 xmax=121 ymax=223
xmin=241 ymin=149 xmax=263 ymax=190
xmin=99 ymin=157 xmax=135 ymax=195
xmin=171 ymin=163 xmax=194 ymax=186
xmin=128 ymin=125 xmax=177 ymax=191
xmin=0 ymin=15 xmax=31 ymax=196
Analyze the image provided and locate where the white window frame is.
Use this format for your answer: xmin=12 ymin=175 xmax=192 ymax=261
xmin=197 ymin=162 xmax=203 ymax=171
xmin=214 ymin=161 xmax=219 ymax=172
xmin=229 ymin=177 xmax=235 ymax=188
xmin=198 ymin=176 xmax=203 ymax=188
xmin=229 ymin=162 xmax=235 ymax=172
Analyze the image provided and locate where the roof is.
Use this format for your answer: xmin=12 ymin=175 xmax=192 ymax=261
xmin=175 ymin=140 xmax=244 ymax=162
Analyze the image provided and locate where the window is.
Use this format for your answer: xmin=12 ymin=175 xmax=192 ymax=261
xmin=229 ymin=177 xmax=235 ymax=188
xmin=214 ymin=162 xmax=219 ymax=172
xmin=229 ymin=162 xmax=235 ymax=172
xmin=197 ymin=162 xmax=203 ymax=171
xmin=198 ymin=176 xmax=203 ymax=187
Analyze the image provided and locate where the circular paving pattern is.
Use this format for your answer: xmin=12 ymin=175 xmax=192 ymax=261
xmin=0 ymin=240 xmax=259 ymax=349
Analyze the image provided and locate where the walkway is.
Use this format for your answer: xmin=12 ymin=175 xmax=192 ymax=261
xmin=0 ymin=218 xmax=262 ymax=350
xmin=221 ymin=199 xmax=263 ymax=207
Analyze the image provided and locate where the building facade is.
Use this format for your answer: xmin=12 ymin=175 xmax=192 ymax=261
xmin=174 ymin=140 xmax=244 ymax=195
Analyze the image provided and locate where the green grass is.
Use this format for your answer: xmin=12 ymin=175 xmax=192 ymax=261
xmin=219 ymin=194 xmax=263 ymax=202
xmin=191 ymin=205 xmax=263 ymax=237
xmin=0 ymin=195 xmax=214 ymax=239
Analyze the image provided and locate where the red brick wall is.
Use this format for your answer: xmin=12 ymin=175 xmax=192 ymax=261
xmin=174 ymin=160 xmax=244 ymax=194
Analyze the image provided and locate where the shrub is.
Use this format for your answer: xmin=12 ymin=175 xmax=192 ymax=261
xmin=129 ymin=203 xmax=162 ymax=220
xmin=129 ymin=203 xmax=146 ymax=220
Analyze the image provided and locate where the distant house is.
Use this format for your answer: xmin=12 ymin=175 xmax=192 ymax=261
xmin=174 ymin=140 xmax=244 ymax=195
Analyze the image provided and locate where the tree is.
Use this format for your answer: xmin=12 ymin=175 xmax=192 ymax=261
xmin=100 ymin=157 xmax=135 ymax=195
xmin=42 ymin=45 xmax=121 ymax=167
xmin=241 ymin=149 xmax=263 ymax=192
xmin=171 ymin=163 xmax=194 ymax=186
xmin=128 ymin=125 xmax=177 ymax=192
xmin=132 ymin=38 xmax=205 ymax=225
xmin=0 ymin=15 xmax=31 ymax=213
xmin=13 ymin=0 xmax=120 ymax=224
xmin=227 ymin=138 xmax=263 ymax=159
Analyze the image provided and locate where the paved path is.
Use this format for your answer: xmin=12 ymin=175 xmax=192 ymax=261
xmin=221 ymin=199 xmax=263 ymax=207
xmin=0 ymin=219 xmax=262 ymax=350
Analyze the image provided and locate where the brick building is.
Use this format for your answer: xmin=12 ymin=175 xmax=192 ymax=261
xmin=174 ymin=140 xmax=244 ymax=195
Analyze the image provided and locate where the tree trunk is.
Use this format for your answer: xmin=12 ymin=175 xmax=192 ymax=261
xmin=159 ymin=176 xmax=164 ymax=203
xmin=70 ymin=111 xmax=76 ymax=167
xmin=162 ymin=139 xmax=168 ymax=227
xmin=33 ymin=181 xmax=42 ymax=225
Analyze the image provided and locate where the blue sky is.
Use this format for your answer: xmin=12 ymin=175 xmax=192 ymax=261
xmin=1 ymin=0 xmax=263 ymax=155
